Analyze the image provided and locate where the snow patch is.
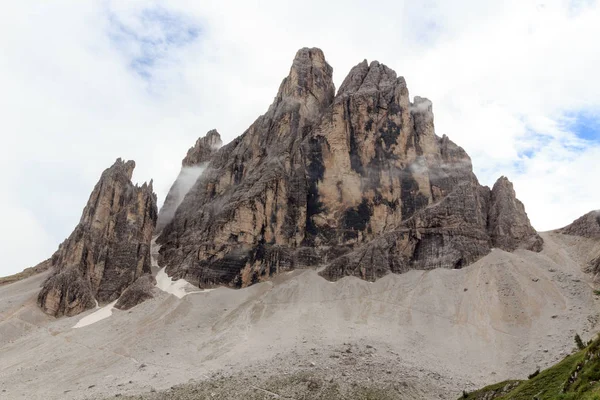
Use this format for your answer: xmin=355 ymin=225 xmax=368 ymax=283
xmin=155 ymin=267 xmax=208 ymax=298
xmin=73 ymin=300 xmax=118 ymax=329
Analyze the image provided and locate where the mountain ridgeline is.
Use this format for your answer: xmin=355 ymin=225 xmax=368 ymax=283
xmin=34 ymin=47 xmax=543 ymax=317
xmin=156 ymin=47 xmax=542 ymax=289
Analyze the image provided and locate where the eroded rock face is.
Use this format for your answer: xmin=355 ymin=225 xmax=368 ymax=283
xmin=559 ymin=211 xmax=600 ymax=238
xmin=157 ymin=47 xmax=541 ymax=287
xmin=37 ymin=268 xmax=95 ymax=317
xmin=488 ymin=177 xmax=543 ymax=252
xmin=115 ymin=274 xmax=157 ymax=310
xmin=38 ymin=159 xmax=158 ymax=317
xmin=560 ymin=211 xmax=600 ymax=281
xmin=182 ymin=129 xmax=223 ymax=167
xmin=158 ymin=47 xmax=335 ymax=286
xmin=156 ymin=130 xmax=223 ymax=232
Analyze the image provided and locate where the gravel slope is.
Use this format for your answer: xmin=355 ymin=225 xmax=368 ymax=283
xmin=0 ymin=232 xmax=599 ymax=400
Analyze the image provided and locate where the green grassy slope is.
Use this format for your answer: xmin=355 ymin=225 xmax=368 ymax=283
xmin=461 ymin=336 xmax=600 ymax=400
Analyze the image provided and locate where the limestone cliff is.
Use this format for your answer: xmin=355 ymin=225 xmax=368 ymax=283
xmin=156 ymin=130 xmax=223 ymax=232
xmin=38 ymin=159 xmax=158 ymax=317
xmin=157 ymin=47 xmax=542 ymax=288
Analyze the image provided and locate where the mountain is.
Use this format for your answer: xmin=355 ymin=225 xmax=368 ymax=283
xmin=156 ymin=47 xmax=541 ymax=288
xmin=37 ymin=159 xmax=157 ymax=317
xmin=1 ymin=47 xmax=598 ymax=400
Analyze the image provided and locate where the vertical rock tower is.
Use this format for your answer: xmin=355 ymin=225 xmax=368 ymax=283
xmin=38 ymin=159 xmax=157 ymax=317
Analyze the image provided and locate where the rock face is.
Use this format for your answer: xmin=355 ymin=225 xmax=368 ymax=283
xmin=115 ymin=274 xmax=157 ymax=310
xmin=559 ymin=211 xmax=600 ymax=239
xmin=157 ymin=47 xmax=542 ymax=288
xmin=155 ymin=130 xmax=222 ymax=232
xmin=38 ymin=159 xmax=158 ymax=317
xmin=560 ymin=211 xmax=600 ymax=281
xmin=181 ymin=129 xmax=223 ymax=167
xmin=488 ymin=177 xmax=543 ymax=252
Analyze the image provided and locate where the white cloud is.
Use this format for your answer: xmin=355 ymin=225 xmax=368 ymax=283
xmin=0 ymin=0 xmax=598 ymax=275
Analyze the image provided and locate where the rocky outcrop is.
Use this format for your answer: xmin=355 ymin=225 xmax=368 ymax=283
xmin=558 ymin=211 xmax=600 ymax=281
xmin=38 ymin=159 xmax=158 ymax=317
xmin=589 ymin=254 xmax=600 ymax=279
xmin=36 ymin=268 xmax=95 ymax=317
xmin=488 ymin=177 xmax=543 ymax=252
xmin=115 ymin=274 xmax=157 ymax=310
xmin=157 ymin=47 xmax=541 ymax=288
xmin=181 ymin=129 xmax=223 ymax=167
xmin=155 ymin=130 xmax=222 ymax=232
xmin=559 ymin=211 xmax=600 ymax=238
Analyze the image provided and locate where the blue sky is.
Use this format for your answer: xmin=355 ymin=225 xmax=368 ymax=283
xmin=564 ymin=111 xmax=600 ymax=141
xmin=0 ymin=0 xmax=599 ymax=276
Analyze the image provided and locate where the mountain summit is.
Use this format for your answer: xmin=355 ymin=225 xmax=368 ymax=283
xmin=156 ymin=47 xmax=542 ymax=288
xmin=37 ymin=159 xmax=157 ymax=317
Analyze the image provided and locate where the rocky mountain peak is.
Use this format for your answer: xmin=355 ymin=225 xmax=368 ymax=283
xmin=270 ymin=47 xmax=335 ymax=121
xmin=338 ymin=59 xmax=400 ymax=97
xmin=156 ymin=48 xmax=542 ymax=288
xmin=488 ymin=176 xmax=543 ymax=252
xmin=38 ymin=159 xmax=157 ymax=317
xmin=105 ymin=158 xmax=135 ymax=180
xmin=182 ymin=129 xmax=222 ymax=167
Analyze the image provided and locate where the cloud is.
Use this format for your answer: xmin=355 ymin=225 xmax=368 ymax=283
xmin=156 ymin=165 xmax=206 ymax=229
xmin=0 ymin=0 xmax=599 ymax=275
xmin=106 ymin=5 xmax=202 ymax=80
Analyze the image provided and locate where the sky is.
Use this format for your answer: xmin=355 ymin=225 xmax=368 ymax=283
xmin=1 ymin=0 xmax=599 ymax=276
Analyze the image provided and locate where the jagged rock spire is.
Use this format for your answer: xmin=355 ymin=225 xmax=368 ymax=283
xmin=273 ymin=47 xmax=335 ymax=111
xmin=488 ymin=176 xmax=543 ymax=251
xmin=182 ymin=129 xmax=223 ymax=167
xmin=38 ymin=159 xmax=157 ymax=317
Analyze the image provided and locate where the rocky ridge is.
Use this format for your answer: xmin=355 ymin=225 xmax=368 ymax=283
xmin=157 ymin=47 xmax=542 ymax=288
xmin=559 ymin=210 xmax=600 ymax=239
xmin=37 ymin=159 xmax=158 ymax=317
xmin=560 ymin=210 xmax=600 ymax=280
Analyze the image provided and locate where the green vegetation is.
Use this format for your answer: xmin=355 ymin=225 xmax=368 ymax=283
xmin=461 ymin=334 xmax=600 ymax=400
xmin=576 ymin=333 xmax=586 ymax=350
